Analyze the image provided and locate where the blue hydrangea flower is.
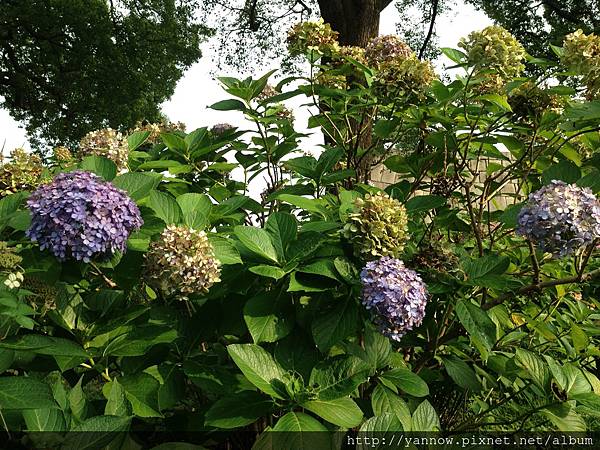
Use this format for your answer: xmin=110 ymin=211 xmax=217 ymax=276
xmin=361 ymin=257 xmax=428 ymax=341
xmin=517 ymin=180 xmax=600 ymax=257
xmin=26 ymin=171 xmax=143 ymax=262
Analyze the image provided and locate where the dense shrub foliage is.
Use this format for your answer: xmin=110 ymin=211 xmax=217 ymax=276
xmin=2 ymin=23 xmax=600 ymax=448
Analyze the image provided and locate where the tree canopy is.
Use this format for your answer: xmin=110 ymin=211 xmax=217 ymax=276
xmin=0 ymin=0 xmax=207 ymax=148
xmin=200 ymin=0 xmax=600 ymax=72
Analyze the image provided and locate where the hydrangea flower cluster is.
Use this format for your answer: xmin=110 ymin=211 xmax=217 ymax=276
xmin=0 ymin=242 xmax=23 ymax=290
xmin=26 ymin=171 xmax=143 ymax=262
xmin=145 ymin=225 xmax=221 ymax=300
xmin=562 ymin=30 xmax=600 ymax=100
xmin=344 ymin=192 xmax=408 ymax=259
xmin=78 ymin=128 xmax=129 ymax=171
xmin=365 ymin=35 xmax=413 ymax=69
xmin=361 ymin=257 xmax=428 ymax=341
xmin=508 ymin=81 xmax=565 ymax=122
xmin=0 ymin=148 xmax=45 ymax=197
xmin=459 ymin=26 xmax=526 ymax=79
xmin=517 ymin=180 xmax=600 ymax=257
xmin=131 ymin=121 xmax=187 ymax=144
xmin=287 ymin=19 xmax=339 ymax=57
xmin=210 ymin=123 xmax=235 ymax=136
xmin=374 ymin=55 xmax=436 ymax=99
xmin=23 ymin=276 xmax=57 ymax=313
xmin=52 ymin=146 xmax=73 ymax=163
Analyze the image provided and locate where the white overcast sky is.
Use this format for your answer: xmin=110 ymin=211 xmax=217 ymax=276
xmin=0 ymin=1 xmax=491 ymax=152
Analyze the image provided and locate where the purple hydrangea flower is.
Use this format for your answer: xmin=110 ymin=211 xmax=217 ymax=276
xmin=361 ymin=257 xmax=428 ymax=341
xmin=26 ymin=171 xmax=143 ymax=262
xmin=517 ymin=180 xmax=600 ymax=257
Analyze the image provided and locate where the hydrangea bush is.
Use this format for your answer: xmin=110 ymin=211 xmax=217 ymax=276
xmin=2 ymin=22 xmax=600 ymax=447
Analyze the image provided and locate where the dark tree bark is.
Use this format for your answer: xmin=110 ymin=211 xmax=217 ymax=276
xmin=318 ymin=0 xmax=389 ymax=47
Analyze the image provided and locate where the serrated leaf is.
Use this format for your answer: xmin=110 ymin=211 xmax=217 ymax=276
xmin=412 ymin=400 xmax=440 ymax=431
xmin=147 ymin=191 xmax=182 ymax=225
xmin=112 ymin=173 xmax=158 ymax=201
xmin=127 ymin=130 xmax=151 ymax=151
xmin=234 ymin=226 xmax=279 ymax=264
xmin=62 ymin=415 xmax=131 ymax=450
xmin=309 ymin=356 xmax=370 ymax=400
xmin=311 ymin=298 xmax=358 ymax=352
xmin=371 ymin=384 xmax=411 ymax=431
xmin=243 ymin=292 xmax=294 ymax=343
xmin=301 ymin=397 xmax=363 ymax=428
xmin=205 ymin=391 xmax=273 ymax=429
xmin=378 ymin=367 xmax=429 ymax=397
xmin=177 ymin=193 xmax=212 ymax=230
xmin=227 ymin=344 xmax=290 ymax=399
xmin=0 ymin=377 xmax=57 ymax=410
xmin=80 ymin=155 xmax=117 ymax=181
xmin=455 ymin=300 xmax=497 ymax=359
xmin=105 ymin=379 xmax=131 ymax=416
xmin=120 ymin=373 xmax=161 ymax=418
xmin=209 ymin=236 xmax=242 ymax=265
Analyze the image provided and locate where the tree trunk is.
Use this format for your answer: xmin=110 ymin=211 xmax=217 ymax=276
xmin=318 ymin=0 xmax=389 ymax=183
xmin=318 ymin=0 xmax=382 ymax=47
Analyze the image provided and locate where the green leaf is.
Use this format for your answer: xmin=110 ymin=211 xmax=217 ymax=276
xmin=571 ymin=324 xmax=589 ymax=353
xmin=541 ymin=403 xmax=586 ymax=431
xmin=412 ymin=400 xmax=440 ymax=431
xmin=441 ymin=355 xmax=482 ymax=392
xmin=405 ymin=195 xmax=446 ymax=212
xmin=269 ymin=412 xmax=330 ymax=450
xmin=277 ymin=194 xmax=329 ymax=217
xmin=234 ymin=226 xmax=279 ymax=264
xmin=265 ymin=212 xmax=297 ymax=263
xmin=112 ymin=172 xmax=158 ymax=201
xmin=244 ymin=292 xmax=294 ymax=344
xmin=137 ymin=160 xmax=185 ymax=170
xmin=177 ymin=193 xmax=212 ymax=230
xmin=127 ymin=130 xmax=151 ymax=151
xmin=148 ymin=190 xmax=182 ymax=225
xmin=103 ymin=326 xmax=178 ymax=357
xmin=515 ymin=348 xmax=550 ymax=390
xmin=0 ymin=377 xmax=57 ymax=410
xmin=359 ymin=412 xmax=402 ymax=433
xmin=62 ymin=415 xmax=131 ymax=450
xmin=378 ymin=368 xmax=429 ymax=397
xmin=310 ymin=356 xmax=370 ymax=400
xmin=440 ymin=47 xmax=467 ymax=64
xmin=311 ymin=298 xmax=358 ymax=352
xmin=23 ymin=408 xmax=66 ymax=432
xmin=161 ymin=133 xmax=187 ymax=153
xmin=479 ymin=93 xmax=512 ymax=111
xmin=463 ymin=255 xmax=510 ymax=280
xmin=68 ymin=377 xmax=89 ymax=423
xmin=81 ymin=155 xmax=118 ymax=181
xmin=120 ymin=373 xmax=161 ymax=417
xmin=371 ymin=384 xmax=412 ymax=431
xmin=210 ymin=99 xmax=247 ymax=111
xmin=542 ymin=161 xmax=581 ymax=184
xmin=105 ymin=379 xmax=131 ymax=416
xmin=227 ymin=344 xmax=290 ymax=399
xmin=455 ymin=300 xmax=497 ymax=359
xmin=205 ymin=391 xmax=273 ymax=429
xmin=249 ymin=265 xmax=287 ymax=280
xmin=209 ymin=236 xmax=242 ymax=265
xmin=301 ymin=397 xmax=363 ymax=428
xmin=364 ymin=326 xmax=392 ymax=370
xmin=0 ymin=335 xmax=89 ymax=358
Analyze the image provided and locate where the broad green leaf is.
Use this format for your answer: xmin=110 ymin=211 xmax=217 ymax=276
xmin=378 ymin=367 xmax=429 ymax=397
xmin=62 ymin=415 xmax=131 ymax=450
xmin=440 ymin=47 xmax=467 ymax=64
xmin=411 ymin=400 xmax=440 ymax=431
xmin=152 ymin=363 xmax=185 ymax=411
xmin=542 ymin=161 xmax=581 ymax=184
xmin=234 ymin=226 xmax=279 ymax=264
xmin=0 ymin=192 xmax=27 ymax=220
xmin=177 ymin=193 xmax=212 ymax=230
xmin=441 ymin=355 xmax=482 ymax=392
xmin=127 ymin=130 xmax=150 ymax=151
xmin=311 ymin=299 xmax=358 ymax=352
xmin=479 ymin=93 xmax=512 ymax=111
xmin=462 ymin=255 xmax=509 ymax=280
xmin=103 ymin=326 xmax=178 ymax=357
xmin=23 ymin=408 xmax=66 ymax=432
xmin=0 ymin=335 xmax=88 ymax=358
xmin=310 ymin=356 xmax=370 ymax=400
xmin=302 ymin=397 xmax=363 ymax=428
xmin=120 ymin=373 xmax=161 ymax=417
xmin=0 ymin=377 xmax=57 ymax=410
xmin=371 ymin=385 xmax=412 ymax=431
xmin=209 ymin=236 xmax=242 ymax=265
xmin=405 ymin=195 xmax=446 ymax=212
xmin=243 ymin=292 xmax=294 ymax=343
xmin=105 ymin=379 xmax=131 ymax=416
xmin=270 ymin=412 xmax=330 ymax=450
xmin=227 ymin=344 xmax=290 ymax=399
xmin=210 ymin=99 xmax=247 ymax=111
xmin=80 ymin=155 xmax=117 ymax=181
xmin=455 ymin=300 xmax=497 ymax=359
xmin=147 ymin=191 xmax=182 ymax=225
xmin=112 ymin=172 xmax=158 ymax=200
xmin=161 ymin=133 xmax=187 ymax=152
xmin=359 ymin=413 xmax=402 ymax=434
xmin=137 ymin=160 xmax=185 ymax=170
xmin=541 ymin=403 xmax=586 ymax=431
xmin=265 ymin=212 xmax=297 ymax=263
xmin=249 ymin=265 xmax=287 ymax=280
xmin=515 ymin=348 xmax=550 ymax=390
xmin=277 ymin=194 xmax=329 ymax=217
xmin=68 ymin=377 xmax=89 ymax=423
xmin=205 ymin=391 xmax=273 ymax=429
xmin=364 ymin=326 xmax=392 ymax=370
